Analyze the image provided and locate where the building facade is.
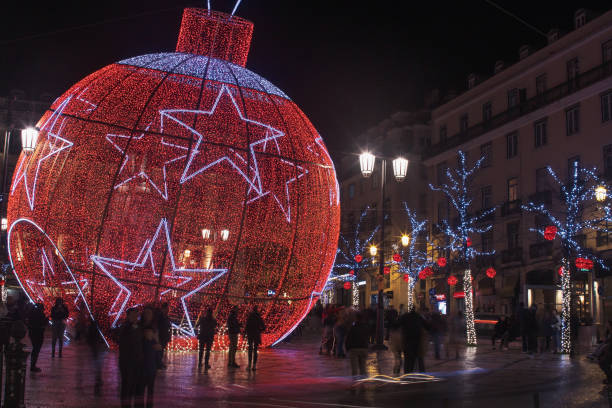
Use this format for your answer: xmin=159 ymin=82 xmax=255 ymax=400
xmin=424 ymin=9 xmax=612 ymax=326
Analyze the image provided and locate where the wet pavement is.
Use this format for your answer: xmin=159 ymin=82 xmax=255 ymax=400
xmin=16 ymin=331 xmax=612 ymax=408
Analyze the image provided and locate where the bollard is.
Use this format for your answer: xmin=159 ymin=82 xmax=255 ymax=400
xmin=3 ymin=321 xmax=29 ymax=408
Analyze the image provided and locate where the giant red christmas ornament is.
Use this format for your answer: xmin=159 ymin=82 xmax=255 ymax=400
xmin=544 ymin=226 xmax=557 ymax=241
xmin=7 ymin=8 xmax=340 ymax=349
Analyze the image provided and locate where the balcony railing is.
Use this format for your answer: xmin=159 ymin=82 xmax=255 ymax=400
xmin=528 ymin=190 xmax=552 ymax=206
xmin=425 ymin=60 xmax=612 ymax=158
xmin=529 ymin=241 xmax=553 ymax=259
xmin=501 ymin=199 xmax=522 ymax=217
xmin=502 ymin=247 xmax=523 ymax=264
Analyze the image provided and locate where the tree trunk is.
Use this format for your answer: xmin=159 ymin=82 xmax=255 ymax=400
xmin=463 ymin=269 xmax=477 ymax=345
xmin=561 ymin=258 xmax=572 ymax=353
xmin=407 ymin=277 xmax=415 ymax=312
xmin=352 ymin=281 xmax=360 ymax=308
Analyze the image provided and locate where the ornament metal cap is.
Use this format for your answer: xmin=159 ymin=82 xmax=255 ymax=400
xmin=176 ymin=8 xmax=254 ymax=67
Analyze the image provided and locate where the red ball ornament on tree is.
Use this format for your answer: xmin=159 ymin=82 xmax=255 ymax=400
xmin=486 ymin=267 xmax=496 ymax=278
xmin=383 ymin=266 xmax=391 ymax=275
xmin=402 ymin=274 xmax=410 ymax=282
xmin=558 ymin=266 xmax=565 ymax=276
xmin=447 ymin=275 xmax=458 ymax=286
xmin=418 ymin=269 xmax=427 ymax=280
xmin=466 ymin=238 xmax=472 ymax=247
xmin=349 ymin=270 xmax=355 ymax=276
xmin=392 ymin=253 xmax=402 ymax=263
xmin=6 ymin=8 xmax=340 ymax=349
xmin=544 ymin=226 xmax=557 ymax=241
xmin=575 ymin=257 xmax=587 ymax=269
xmin=343 ymin=282 xmax=352 ymax=290
xmin=437 ymin=257 xmax=447 ymax=267
xmin=354 ymin=254 xmax=363 ymax=263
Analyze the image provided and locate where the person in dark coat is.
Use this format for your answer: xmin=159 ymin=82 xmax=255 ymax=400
xmin=227 ymin=306 xmax=241 ymax=368
xmin=429 ymin=310 xmax=446 ymax=359
xmin=399 ymin=309 xmax=430 ymax=373
xmin=142 ymin=327 xmax=161 ymax=407
xmin=156 ymin=303 xmax=171 ymax=369
xmin=50 ymin=297 xmax=69 ymax=358
xmin=119 ymin=307 xmax=144 ymax=408
xmin=245 ymin=306 xmax=266 ymax=371
xmin=87 ymin=319 xmax=106 ymax=396
xmin=518 ymin=302 xmax=529 ymax=352
xmin=527 ymin=305 xmax=539 ymax=355
xmin=197 ymin=308 xmax=217 ymax=370
xmin=345 ymin=312 xmax=369 ymax=377
xmin=492 ymin=316 xmax=508 ymax=350
xmin=26 ymin=302 xmax=48 ymax=373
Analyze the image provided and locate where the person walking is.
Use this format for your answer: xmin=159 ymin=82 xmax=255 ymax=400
xmin=26 ymin=302 xmax=48 ymax=373
xmin=389 ymin=314 xmax=403 ymax=375
xmin=345 ymin=312 xmax=369 ymax=377
xmin=518 ymin=302 xmax=529 ymax=352
xmin=334 ymin=311 xmax=348 ymax=358
xmin=119 ymin=307 xmax=144 ymax=408
xmin=142 ymin=326 xmax=161 ymax=407
xmin=429 ymin=310 xmax=446 ymax=359
xmin=446 ymin=310 xmax=465 ymax=360
xmin=492 ymin=316 xmax=508 ymax=350
xmin=156 ymin=303 xmax=171 ymax=370
xmin=551 ymin=309 xmax=562 ymax=353
xmin=87 ymin=319 xmax=106 ymax=396
xmin=245 ymin=306 xmax=266 ymax=371
xmin=50 ymin=297 xmax=69 ymax=358
xmin=197 ymin=308 xmax=217 ymax=371
xmin=527 ymin=305 xmax=538 ymax=355
xmin=400 ymin=309 xmax=429 ymax=372
xmin=227 ymin=306 xmax=241 ymax=368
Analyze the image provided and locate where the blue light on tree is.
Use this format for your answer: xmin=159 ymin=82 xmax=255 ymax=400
xmin=429 ymin=150 xmax=495 ymax=346
xmin=522 ymin=161 xmax=611 ymax=353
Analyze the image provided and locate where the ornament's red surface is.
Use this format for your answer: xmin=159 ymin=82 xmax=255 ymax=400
xmin=544 ymin=225 xmax=557 ymax=241
xmin=7 ymin=9 xmax=340 ymax=349
xmin=354 ymin=254 xmax=363 ymax=263
xmin=343 ymin=282 xmax=351 ymax=290
xmin=486 ymin=267 xmax=496 ymax=278
xmin=392 ymin=253 xmax=401 ymax=262
xmin=437 ymin=257 xmax=447 ymax=267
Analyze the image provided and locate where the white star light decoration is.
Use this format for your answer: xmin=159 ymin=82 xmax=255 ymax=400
xmin=90 ymin=218 xmax=227 ymax=334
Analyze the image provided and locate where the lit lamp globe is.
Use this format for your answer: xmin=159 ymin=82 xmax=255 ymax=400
xmin=7 ymin=8 xmax=340 ymax=349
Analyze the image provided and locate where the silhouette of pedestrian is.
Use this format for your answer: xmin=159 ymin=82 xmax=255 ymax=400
xmin=157 ymin=303 xmax=171 ymax=370
xmin=197 ymin=308 xmax=217 ymax=371
xmin=50 ymin=297 xmax=69 ymax=358
xmin=227 ymin=306 xmax=241 ymax=368
xmin=26 ymin=302 xmax=48 ymax=373
xmin=119 ymin=307 xmax=144 ymax=408
xmin=245 ymin=306 xmax=265 ymax=371
xmin=87 ymin=318 xmax=106 ymax=396
xmin=142 ymin=327 xmax=161 ymax=407
xmin=345 ymin=312 xmax=369 ymax=377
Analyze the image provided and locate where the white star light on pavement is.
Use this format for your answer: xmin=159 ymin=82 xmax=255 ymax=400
xmin=91 ymin=218 xmax=227 ymax=332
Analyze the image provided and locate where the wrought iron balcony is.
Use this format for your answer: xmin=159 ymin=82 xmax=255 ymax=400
xmin=529 ymin=241 xmax=553 ymax=259
xmin=425 ymin=60 xmax=612 ymax=158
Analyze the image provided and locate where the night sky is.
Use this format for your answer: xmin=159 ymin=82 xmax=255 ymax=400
xmin=1 ymin=0 xmax=610 ymax=157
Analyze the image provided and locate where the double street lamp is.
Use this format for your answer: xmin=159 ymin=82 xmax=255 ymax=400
xmin=359 ymin=151 xmax=408 ymax=348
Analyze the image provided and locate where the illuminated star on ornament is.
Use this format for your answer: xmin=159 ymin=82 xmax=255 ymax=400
xmin=246 ymin=142 xmax=308 ymax=223
xmin=160 ymin=84 xmax=285 ymax=194
xmin=91 ymin=218 xmax=227 ymax=330
xmin=106 ymin=124 xmax=189 ymax=200
xmin=11 ymin=96 xmax=75 ymax=210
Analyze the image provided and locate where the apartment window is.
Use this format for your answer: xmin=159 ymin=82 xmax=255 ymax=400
xmin=481 ymin=231 xmax=494 ymax=253
xmin=602 ymin=91 xmax=612 ymax=122
xmin=436 ymin=161 xmax=447 ymax=185
xmin=535 ymin=167 xmax=549 ymax=192
xmin=566 ymin=105 xmax=580 ymax=135
xmin=482 ymin=102 xmax=492 ymax=122
xmin=536 ymin=74 xmax=547 ymax=95
xmin=480 ymin=142 xmax=492 ymax=167
xmin=439 ymin=125 xmax=447 ymax=143
xmin=481 ymin=186 xmax=493 ymax=209
xmin=603 ymin=40 xmax=612 ymax=63
xmin=507 ymin=178 xmax=519 ymax=202
xmin=507 ymin=222 xmax=520 ymax=249
xmin=575 ymin=13 xmax=586 ymax=28
xmin=507 ymin=88 xmax=519 ymax=108
xmin=568 ymin=156 xmax=581 ymax=180
xmin=534 ymin=119 xmax=547 ymax=147
xmin=460 ymin=114 xmax=468 ymax=132
xmin=348 ymin=183 xmax=355 ymax=199
xmin=567 ymin=58 xmax=579 ymax=81
xmin=437 ymin=201 xmax=447 ymax=224
xmin=604 ymin=144 xmax=612 ymax=179
xmin=506 ymin=132 xmax=518 ymax=158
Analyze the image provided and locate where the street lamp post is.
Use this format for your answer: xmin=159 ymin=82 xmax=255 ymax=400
xmin=359 ymin=152 xmax=408 ymax=349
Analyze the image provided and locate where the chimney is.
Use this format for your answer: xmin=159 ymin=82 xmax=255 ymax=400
xmin=519 ymin=45 xmax=531 ymax=60
xmin=547 ymin=28 xmax=561 ymax=44
xmin=494 ymin=60 xmax=505 ymax=74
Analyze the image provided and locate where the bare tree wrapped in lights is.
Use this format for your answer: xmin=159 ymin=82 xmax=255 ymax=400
xmin=429 ymin=150 xmax=495 ymax=346
xmin=331 ymin=206 xmax=380 ymax=307
xmin=522 ymin=162 xmax=611 ymax=353
xmin=393 ymin=204 xmax=433 ymax=311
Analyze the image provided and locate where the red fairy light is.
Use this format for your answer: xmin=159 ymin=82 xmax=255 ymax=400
xmin=383 ymin=266 xmax=391 ymax=275
xmin=392 ymin=253 xmax=402 ymax=262
xmin=6 ymin=8 xmax=340 ymax=350
xmin=447 ymin=275 xmax=458 ymax=286
xmin=437 ymin=257 xmax=447 ymax=267
xmin=354 ymin=254 xmax=363 ymax=263
xmin=486 ymin=267 xmax=496 ymax=278
xmin=543 ymin=226 xmax=557 ymax=241
xmin=343 ymin=282 xmax=351 ymax=290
